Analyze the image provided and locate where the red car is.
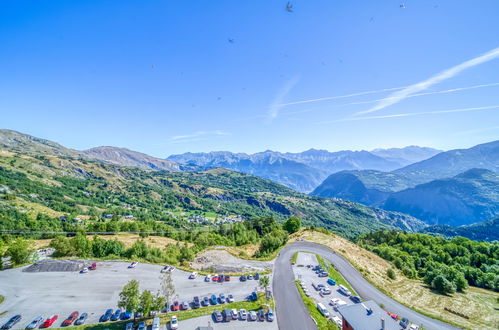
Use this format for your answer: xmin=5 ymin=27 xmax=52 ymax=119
xmin=224 ymin=275 xmax=230 ymax=281
xmin=90 ymin=263 xmax=97 ymax=270
xmin=172 ymin=301 xmax=180 ymax=311
xmin=41 ymin=315 xmax=58 ymax=328
xmin=62 ymin=312 xmax=79 ymax=326
xmin=212 ymin=275 xmax=219 ymax=282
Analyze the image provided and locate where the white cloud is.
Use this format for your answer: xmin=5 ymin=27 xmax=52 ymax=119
xmin=356 ymin=46 xmax=499 ymax=115
xmin=267 ymin=75 xmax=300 ymax=122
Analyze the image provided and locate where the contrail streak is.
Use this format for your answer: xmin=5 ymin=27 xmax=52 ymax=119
xmin=357 ymin=46 xmax=499 ymax=115
xmin=320 ymin=105 xmax=499 ymax=123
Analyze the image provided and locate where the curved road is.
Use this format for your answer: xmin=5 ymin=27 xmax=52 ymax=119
xmin=273 ymin=241 xmax=458 ymax=330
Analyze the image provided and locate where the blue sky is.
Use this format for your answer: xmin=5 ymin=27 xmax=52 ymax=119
xmin=1 ymin=0 xmax=499 ymax=158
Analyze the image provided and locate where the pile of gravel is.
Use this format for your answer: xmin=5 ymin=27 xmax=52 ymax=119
xmin=23 ymin=259 xmax=90 ymax=272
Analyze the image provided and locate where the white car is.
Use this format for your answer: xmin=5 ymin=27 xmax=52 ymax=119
xmin=128 ymin=261 xmax=138 ymax=268
xmin=189 ymin=272 xmax=197 ymax=279
xmin=334 ymin=299 xmax=347 ymax=311
xmin=170 ymin=316 xmax=178 ymax=330
xmin=303 ymin=289 xmax=310 ymax=296
xmin=26 ymin=316 xmax=43 ymax=329
xmin=409 ymin=324 xmax=420 ymax=330
xmin=80 ymin=267 xmax=88 ymax=273
xmin=205 ymin=274 xmax=212 ymax=282
xmin=227 ymin=294 xmax=235 ymax=303
xmin=231 ymin=309 xmax=238 ymax=320
xmin=161 ymin=265 xmax=172 ymax=273
xmin=248 ymin=311 xmax=257 ymax=321
xmin=332 ymin=316 xmax=342 ymax=327
xmin=330 ymin=298 xmax=340 ymax=306
xmin=239 ymin=309 xmax=247 ymax=320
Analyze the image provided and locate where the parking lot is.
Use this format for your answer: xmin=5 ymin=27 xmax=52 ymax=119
xmin=0 ymin=260 xmax=271 ymax=329
xmin=176 ymin=314 xmax=278 ymax=330
xmin=292 ymin=252 xmax=355 ymax=322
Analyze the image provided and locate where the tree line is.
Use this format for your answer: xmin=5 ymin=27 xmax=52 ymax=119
xmin=358 ymin=230 xmax=499 ymax=294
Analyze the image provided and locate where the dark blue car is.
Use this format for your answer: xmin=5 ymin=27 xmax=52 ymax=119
xmin=100 ymin=309 xmax=113 ymax=322
xmin=111 ymin=309 xmax=121 ymax=321
xmin=249 ymin=292 xmax=258 ymax=301
xmin=121 ymin=311 xmax=132 ymax=320
xmin=1 ymin=315 xmax=22 ymax=330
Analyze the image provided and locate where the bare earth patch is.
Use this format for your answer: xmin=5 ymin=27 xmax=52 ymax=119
xmin=297 ymin=229 xmax=499 ymax=330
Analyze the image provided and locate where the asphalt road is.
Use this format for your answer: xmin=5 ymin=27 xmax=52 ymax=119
xmin=273 ymin=241 xmax=459 ymax=330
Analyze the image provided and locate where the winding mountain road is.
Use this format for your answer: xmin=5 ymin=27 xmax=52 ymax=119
xmin=273 ymin=241 xmax=458 ymax=330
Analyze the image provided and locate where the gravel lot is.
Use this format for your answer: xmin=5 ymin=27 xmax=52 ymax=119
xmin=293 ymin=252 xmax=355 ymax=322
xmin=175 ymin=314 xmax=278 ymax=330
xmin=0 ymin=260 xmax=270 ymax=329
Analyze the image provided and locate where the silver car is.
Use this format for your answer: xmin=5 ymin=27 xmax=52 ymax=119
xmin=26 ymin=316 xmax=43 ymax=329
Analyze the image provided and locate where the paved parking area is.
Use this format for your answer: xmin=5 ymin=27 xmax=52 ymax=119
xmin=0 ymin=261 xmax=269 ymax=329
xmin=175 ymin=314 xmax=278 ymax=330
xmin=293 ymin=252 xmax=354 ymax=321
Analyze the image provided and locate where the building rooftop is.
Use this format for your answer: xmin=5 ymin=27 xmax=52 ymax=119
xmin=338 ymin=300 xmax=401 ymax=330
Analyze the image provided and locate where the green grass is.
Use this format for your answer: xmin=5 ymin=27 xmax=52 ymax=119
xmin=314 ymin=254 xmax=358 ymax=296
xmin=65 ymin=293 xmax=274 ymax=330
xmin=291 ymin=251 xmax=298 ymax=264
xmin=294 ymin=281 xmax=338 ymax=330
xmin=0 ymin=295 xmax=4 ymax=304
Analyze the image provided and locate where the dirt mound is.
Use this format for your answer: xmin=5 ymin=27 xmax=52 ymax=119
xmin=190 ymin=250 xmax=272 ymax=273
xmin=23 ymin=259 xmax=91 ymax=272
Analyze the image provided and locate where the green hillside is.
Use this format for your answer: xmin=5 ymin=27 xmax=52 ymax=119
xmin=0 ymin=148 xmax=425 ymax=239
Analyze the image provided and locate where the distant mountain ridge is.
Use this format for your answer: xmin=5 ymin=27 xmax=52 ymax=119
xmin=312 ymin=140 xmax=499 ymax=227
xmin=422 ymin=216 xmax=499 ymax=241
xmin=168 ymin=146 xmax=440 ymax=192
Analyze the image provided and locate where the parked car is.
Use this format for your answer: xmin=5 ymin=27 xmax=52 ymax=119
xmin=62 ymin=312 xmax=79 ymax=326
xmin=134 ymin=312 xmax=143 ymax=319
xmin=400 ymin=317 xmax=409 ymax=328
xmin=171 ymin=301 xmax=180 ymax=311
xmin=128 ymin=261 xmax=138 ymax=268
xmin=90 ymin=263 xmax=97 ymax=270
xmin=350 ymin=295 xmax=361 ymax=303
xmin=1 ymin=315 xmax=22 ymax=330
xmin=303 ymin=288 xmax=310 ymax=296
xmin=137 ymin=321 xmax=145 ymax=330
xmin=212 ymin=311 xmax=223 ymax=323
xmin=180 ymin=301 xmax=189 ymax=310
xmin=226 ymin=294 xmax=234 ymax=303
xmin=222 ymin=309 xmax=231 ymax=322
xmin=257 ymin=309 xmax=265 ymax=321
xmin=151 ymin=317 xmax=160 ymax=330
xmin=125 ymin=323 xmax=133 ymax=330
xmin=318 ymin=272 xmax=329 ymax=277
xmin=249 ymin=291 xmax=258 ymax=301
xmin=210 ymin=294 xmax=218 ymax=305
xmin=41 ymin=315 xmax=58 ymax=328
xmin=202 ymin=296 xmax=209 ymax=306
xmin=327 ymin=278 xmax=336 ymax=286
xmin=321 ymin=287 xmax=332 ymax=295
xmin=212 ymin=275 xmax=219 ymax=282
xmin=254 ymin=272 xmax=260 ymax=280
xmin=170 ymin=316 xmax=178 ymax=330
xmin=218 ymin=293 xmax=225 ymax=303
xmin=224 ymin=274 xmax=230 ymax=281
xmin=205 ymin=274 xmax=212 ymax=282
xmin=111 ymin=309 xmax=122 ymax=321
xmin=26 ymin=316 xmax=43 ymax=329
xmin=248 ymin=311 xmax=257 ymax=321
xmin=332 ymin=315 xmax=342 ymax=327
xmin=100 ymin=309 xmax=113 ymax=322
xmin=317 ymin=303 xmax=330 ymax=318
xmin=231 ymin=309 xmax=238 ymax=320
xmin=267 ymin=309 xmax=274 ymax=322
xmin=189 ymin=272 xmax=197 ymax=279
xmin=338 ymin=285 xmax=351 ymax=297
xmin=161 ymin=265 xmax=171 ymax=273
xmin=239 ymin=275 xmax=247 ymax=282
xmin=408 ymin=324 xmax=420 ymax=330
xmin=247 ymin=274 xmax=253 ymax=280
xmin=121 ymin=311 xmax=132 ymax=320
xmin=218 ymin=274 xmax=225 ymax=282
xmin=74 ymin=313 xmax=88 ymax=325
xmin=239 ymin=309 xmax=247 ymax=320
xmin=80 ymin=267 xmax=88 ymax=274
xmin=193 ymin=296 xmax=200 ymax=309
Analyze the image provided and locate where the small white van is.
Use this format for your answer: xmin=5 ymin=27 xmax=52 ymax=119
xmin=317 ymin=302 xmax=330 ymax=318
xmin=152 ymin=317 xmax=160 ymax=330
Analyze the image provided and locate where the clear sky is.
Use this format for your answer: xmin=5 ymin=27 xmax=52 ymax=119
xmin=1 ymin=0 xmax=499 ymax=158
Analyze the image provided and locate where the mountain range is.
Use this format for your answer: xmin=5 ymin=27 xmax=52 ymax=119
xmin=167 ymin=147 xmax=441 ymax=192
xmin=312 ymin=140 xmax=499 ymax=226
xmin=0 ymin=129 xmax=426 ymax=239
